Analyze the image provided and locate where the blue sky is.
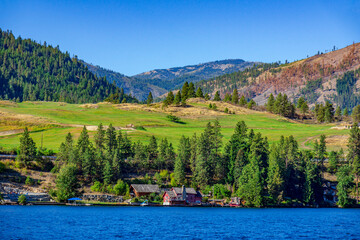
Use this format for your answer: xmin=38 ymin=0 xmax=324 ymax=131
xmin=1 ymin=0 xmax=359 ymax=76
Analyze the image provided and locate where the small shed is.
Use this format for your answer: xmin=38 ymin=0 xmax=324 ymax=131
xmin=130 ymin=184 xmax=160 ymax=197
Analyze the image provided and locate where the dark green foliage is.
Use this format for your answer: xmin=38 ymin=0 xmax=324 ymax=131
xmin=224 ymin=93 xmax=231 ymax=102
xmin=0 ymin=29 xmax=118 ymax=103
xmin=204 ymin=93 xmax=210 ymax=100
xmin=336 ymin=165 xmax=354 ymax=207
xmin=181 ymin=82 xmax=189 ymax=100
xmin=335 ymin=69 xmax=360 ymax=110
xmin=17 ymin=127 xmax=37 ymax=167
xmin=113 ymin=179 xmax=129 ymax=196
xmin=188 ymin=82 xmax=196 ymax=98
xmin=273 ymin=93 xmax=295 ymax=118
xmin=232 ymin=89 xmax=239 ymax=104
xmin=214 ymin=91 xmax=221 ymax=101
xmin=174 ymin=136 xmax=190 ymax=185
xmin=174 ymin=91 xmax=182 ymax=105
xmin=266 ymin=94 xmax=275 ymax=112
xmin=146 ymin=92 xmax=153 ymax=105
xmin=164 ymin=91 xmax=175 ymax=105
xmin=105 ymin=88 xmax=138 ymax=104
xmin=343 ymin=107 xmax=349 ymax=117
xmin=196 ymin=87 xmax=204 ymax=98
xmin=300 ymin=78 xmax=322 ymax=104
xmin=239 ymin=95 xmax=247 ymax=107
xmin=315 ymin=102 xmax=335 ymax=123
xmin=25 ymin=176 xmax=34 ymax=186
xmin=247 ymin=99 xmax=256 ymax=109
xmin=335 ymin=106 xmax=342 ymax=120
xmin=56 ymin=164 xmax=78 ymax=202
xmin=304 ymin=159 xmax=322 ymax=205
xmin=297 ymin=97 xmax=305 ymax=109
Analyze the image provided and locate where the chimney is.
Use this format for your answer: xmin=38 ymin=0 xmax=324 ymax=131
xmin=182 ymin=185 xmax=186 ymax=201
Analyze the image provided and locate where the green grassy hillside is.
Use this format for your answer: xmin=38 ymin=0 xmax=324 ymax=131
xmin=0 ymin=99 xmax=348 ymax=152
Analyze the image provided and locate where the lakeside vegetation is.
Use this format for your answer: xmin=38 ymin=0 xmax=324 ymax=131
xmin=2 ymin=116 xmax=359 ymax=207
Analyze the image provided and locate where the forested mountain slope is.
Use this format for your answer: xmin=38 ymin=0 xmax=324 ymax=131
xmin=198 ymin=43 xmax=360 ymax=109
xmin=0 ymin=29 xmax=127 ymax=103
xmin=83 ymin=62 xmax=168 ymax=101
xmin=86 ymin=59 xmax=259 ymax=100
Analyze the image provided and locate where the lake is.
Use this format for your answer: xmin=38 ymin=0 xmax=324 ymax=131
xmin=1 ymin=206 xmax=360 ymax=239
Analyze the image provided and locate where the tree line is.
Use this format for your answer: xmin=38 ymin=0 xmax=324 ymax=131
xmin=0 ymin=28 xmax=127 ymax=103
xmin=14 ymin=120 xmax=360 ymax=206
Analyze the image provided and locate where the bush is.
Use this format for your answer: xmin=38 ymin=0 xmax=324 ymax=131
xmin=90 ymin=181 xmax=102 ymax=192
xmin=113 ymin=180 xmax=129 ymax=196
xmin=25 ymin=176 xmax=34 ymax=186
xmin=18 ymin=194 xmax=27 ymax=205
xmin=224 ymin=108 xmax=229 ymax=113
xmin=135 ymin=126 xmax=146 ymax=131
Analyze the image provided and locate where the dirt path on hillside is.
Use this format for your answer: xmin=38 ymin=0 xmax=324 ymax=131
xmin=59 ymin=124 xmax=136 ymax=131
xmin=0 ymin=129 xmax=24 ymax=136
xmin=300 ymin=135 xmax=319 ymax=149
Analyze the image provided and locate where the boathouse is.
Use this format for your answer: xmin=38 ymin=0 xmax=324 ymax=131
xmin=163 ymin=186 xmax=202 ymax=205
xmin=130 ymin=184 xmax=160 ymax=197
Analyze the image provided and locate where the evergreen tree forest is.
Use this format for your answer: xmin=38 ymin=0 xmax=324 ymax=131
xmin=0 ymin=29 xmax=126 ymax=103
xmin=13 ymin=119 xmax=359 ymax=206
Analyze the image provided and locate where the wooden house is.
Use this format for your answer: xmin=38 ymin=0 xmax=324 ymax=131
xmin=163 ymin=186 xmax=202 ymax=205
xmin=130 ymin=184 xmax=160 ymax=197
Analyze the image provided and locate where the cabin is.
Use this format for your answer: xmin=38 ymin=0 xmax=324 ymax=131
xmin=130 ymin=184 xmax=160 ymax=197
xmin=163 ymin=186 xmax=202 ymax=205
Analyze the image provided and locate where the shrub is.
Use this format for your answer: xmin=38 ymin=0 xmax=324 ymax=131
xmin=135 ymin=126 xmax=146 ymax=131
xmin=224 ymin=108 xmax=229 ymax=113
xmin=212 ymin=104 xmax=217 ymax=110
xmin=18 ymin=194 xmax=27 ymax=205
xmin=113 ymin=180 xmax=129 ymax=196
xmin=25 ymin=176 xmax=34 ymax=186
xmin=90 ymin=181 xmax=102 ymax=192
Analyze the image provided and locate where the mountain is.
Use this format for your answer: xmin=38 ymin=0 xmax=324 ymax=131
xmin=0 ymin=28 xmax=136 ymax=103
xmin=82 ymin=62 xmax=168 ymax=101
xmin=85 ymin=59 xmax=259 ymax=101
xmin=198 ymin=43 xmax=360 ymax=109
xmin=134 ymin=59 xmax=258 ymax=82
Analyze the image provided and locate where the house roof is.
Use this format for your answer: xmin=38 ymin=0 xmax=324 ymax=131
xmin=163 ymin=191 xmax=177 ymax=198
xmin=130 ymin=184 xmax=160 ymax=193
xmin=173 ymin=187 xmax=197 ymax=195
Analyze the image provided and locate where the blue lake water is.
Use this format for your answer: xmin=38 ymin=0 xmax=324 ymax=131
xmin=1 ymin=206 xmax=360 ymax=239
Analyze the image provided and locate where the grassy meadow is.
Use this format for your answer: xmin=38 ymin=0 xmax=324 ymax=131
xmin=0 ymin=100 xmax=349 ymax=152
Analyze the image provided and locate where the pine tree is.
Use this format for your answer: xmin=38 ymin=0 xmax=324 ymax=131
xmin=266 ymin=94 xmax=275 ymax=112
xmin=103 ymin=159 xmax=113 ymax=184
xmin=188 ymin=83 xmax=196 ymax=98
xmin=76 ymin=126 xmax=92 ymax=169
xmin=174 ymin=91 xmax=182 ymax=105
xmin=56 ymin=164 xmax=78 ymax=202
xmin=147 ymin=136 xmax=158 ymax=169
xmin=204 ymin=93 xmax=210 ymax=100
xmin=352 ymin=105 xmax=360 ymax=122
xmin=300 ymin=101 xmax=309 ymax=116
xmin=17 ymin=127 xmax=37 ymax=167
xmin=181 ymin=82 xmax=189 ymax=100
xmin=297 ymin=97 xmax=305 ymax=109
xmin=58 ymin=133 xmax=75 ymax=165
xmin=165 ymin=91 xmax=174 ymax=105
xmin=196 ymin=87 xmax=204 ymax=98
xmin=232 ymin=89 xmax=239 ymax=104
xmin=105 ymin=124 xmax=117 ymax=157
xmin=324 ymin=101 xmax=334 ymax=123
xmin=147 ymin=92 xmax=153 ymax=105
xmin=336 ymin=165 xmax=354 ymax=207
xmin=174 ymin=136 xmax=189 ymax=185
xmin=343 ymin=107 xmax=349 ymax=117
xmin=267 ymin=143 xmax=284 ymax=203
xmin=335 ymin=106 xmax=342 ymax=120
xmin=303 ymin=160 xmax=322 ymax=205
xmin=214 ymin=91 xmax=221 ymax=101
xmin=239 ymin=95 xmax=247 ymax=106
xmin=247 ymin=99 xmax=256 ymax=109
xmin=224 ymin=93 xmax=232 ymax=102
xmin=94 ymin=123 xmax=105 ymax=152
